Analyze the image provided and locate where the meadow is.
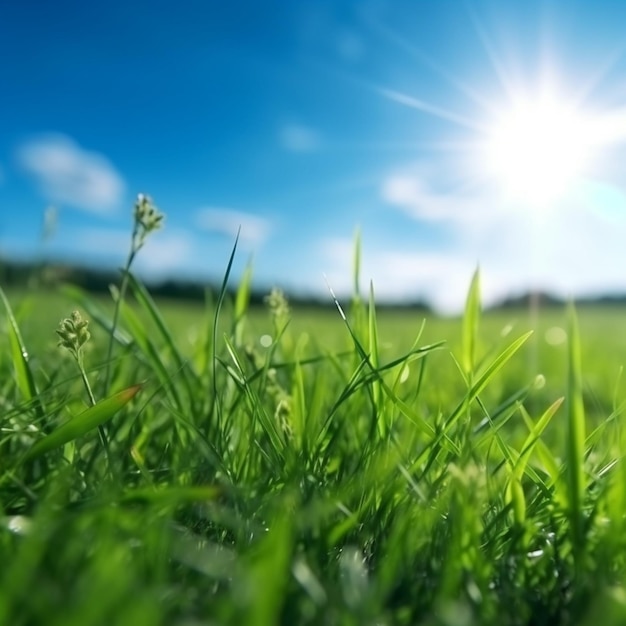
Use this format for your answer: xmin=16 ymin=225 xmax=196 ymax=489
xmin=3 ymin=198 xmax=626 ymax=625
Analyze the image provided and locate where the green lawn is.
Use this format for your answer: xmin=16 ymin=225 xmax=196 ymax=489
xmin=3 ymin=272 xmax=626 ymax=625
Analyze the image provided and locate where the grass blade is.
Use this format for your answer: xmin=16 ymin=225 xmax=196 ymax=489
xmin=211 ymin=230 xmax=240 ymax=420
xmin=126 ymin=273 xmax=196 ymax=386
xmin=566 ymin=303 xmax=586 ymax=562
xmin=239 ymin=497 xmax=295 ymax=625
xmin=120 ymin=485 xmax=220 ymax=506
xmin=445 ymin=331 xmax=533 ymax=433
xmin=24 ymin=384 xmax=142 ymax=460
xmin=223 ymin=334 xmax=285 ymax=465
xmin=513 ymin=397 xmax=564 ymax=480
xmin=368 ymin=281 xmax=384 ymax=436
xmin=0 ymin=287 xmax=43 ymax=419
xmin=118 ymin=298 xmax=184 ymax=410
xmin=462 ymin=268 xmax=481 ymax=379
xmin=234 ymin=261 xmax=253 ymax=321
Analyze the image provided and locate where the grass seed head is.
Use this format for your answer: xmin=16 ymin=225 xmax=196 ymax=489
xmin=265 ymin=287 xmax=290 ymax=329
xmin=133 ymin=193 xmax=164 ymax=249
xmin=56 ymin=310 xmax=91 ymax=361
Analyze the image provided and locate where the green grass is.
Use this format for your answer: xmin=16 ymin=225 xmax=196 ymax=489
xmin=3 ymin=214 xmax=626 ymax=624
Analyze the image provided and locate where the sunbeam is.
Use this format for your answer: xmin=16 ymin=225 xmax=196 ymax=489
xmin=377 ymin=87 xmax=487 ymax=132
xmin=362 ymin=14 xmax=498 ymax=113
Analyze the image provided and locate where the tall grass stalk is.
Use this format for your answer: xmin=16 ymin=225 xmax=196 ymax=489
xmin=102 ymin=194 xmax=163 ymax=395
xmin=566 ymin=302 xmax=587 ymax=569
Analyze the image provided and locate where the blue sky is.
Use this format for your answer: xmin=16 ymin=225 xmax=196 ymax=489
xmin=3 ymin=0 xmax=626 ymax=312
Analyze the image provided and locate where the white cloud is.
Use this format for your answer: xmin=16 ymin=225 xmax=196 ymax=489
xmin=320 ymin=236 xmax=477 ymax=313
xmin=195 ymin=208 xmax=271 ymax=245
xmin=321 ymin=173 xmax=626 ymax=313
xmin=279 ymin=123 xmax=321 ymax=153
xmin=380 ymin=165 xmax=494 ymax=225
xmin=45 ymin=227 xmax=196 ymax=280
xmin=136 ymin=230 xmax=196 ymax=276
xmin=71 ymin=228 xmax=130 ymax=255
xmin=17 ymin=134 xmax=125 ymax=213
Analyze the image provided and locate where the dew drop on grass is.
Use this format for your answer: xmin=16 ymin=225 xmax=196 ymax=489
xmin=260 ymin=334 xmax=272 ymax=348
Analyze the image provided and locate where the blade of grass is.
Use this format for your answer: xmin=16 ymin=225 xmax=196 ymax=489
xmin=413 ymin=331 xmax=532 ymax=475
xmin=448 ymin=331 xmax=533 ymax=429
xmin=368 ymin=281 xmax=384 ymax=436
xmin=127 ymin=272 xmax=198 ymax=395
xmin=120 ymin=485 xmax=220 ymax=506
xmin=0 ymin=287 xmax=44 ymax=419
xmin=462 ymin=268 xmax=481 ymax=379
xmin=118 ymin=297 xmax=183 ymax=411
xmin=566 ymin=302 xmax=586 ymax=565
xmin=223 ymin=335 xmax=285 ymax=466
xmin=233 ymin=258 xmax=253 ymax=346
xmin=24 ymin=384 xmax=142 ymax=460
xmin=513 ymin=398 xmax=564 ymax=480
xmin=291 ymin=355 xmax=306 ymax=448
xmin=325 ymin=279 xmax=447 ymax=445
xmin=238 ymin=497 xmax=295 ymax=626
xmin=211 ymin=230 xmax=240 ymax=423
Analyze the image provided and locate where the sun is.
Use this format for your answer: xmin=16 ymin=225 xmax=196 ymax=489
xmin=482 ymin=89 xmax=597 ymax=207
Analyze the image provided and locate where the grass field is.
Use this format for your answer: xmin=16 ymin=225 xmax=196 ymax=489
xmin=3 ymin=200 xmax=626 ymax=625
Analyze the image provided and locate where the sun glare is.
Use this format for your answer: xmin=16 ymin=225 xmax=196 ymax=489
xmin=483 ymin=90 xmax=596 ymax=207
